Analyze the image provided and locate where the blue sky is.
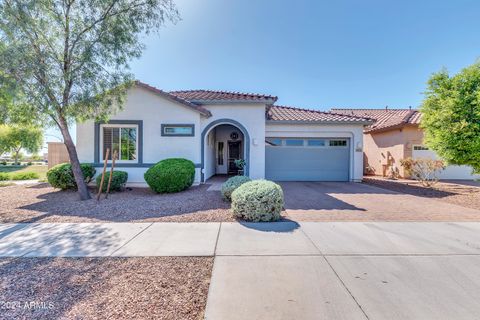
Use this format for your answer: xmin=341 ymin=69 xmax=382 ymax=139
xmin=46 ymin=0 xmax=480 ymax=148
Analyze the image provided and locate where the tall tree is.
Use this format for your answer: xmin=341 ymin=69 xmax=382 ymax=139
xmin=0 ymin=72 xmax=38 ymax=125
xmin=0 ymin=125 xmax=9 ymax=156
xmin=0 ymin=0 xmax=178 ymax=199
xmin=421 ymin=62 xmax=480 ymax=174
xmin=0 ymin=125 xmax=43 ymax=163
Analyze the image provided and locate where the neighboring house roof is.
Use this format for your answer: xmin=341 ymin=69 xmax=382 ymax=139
xmin=267 ymin=105 xmax=374 ymax=124
xmin=331 ymin=108 xmax=421 ymax=133
xmin=135 ymin=81 xmax=212 ymax=117
xmin=169 ymin=89 xmax=278 ymax=104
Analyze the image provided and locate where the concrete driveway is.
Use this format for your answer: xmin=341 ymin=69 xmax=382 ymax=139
xmin=281 ymin=181 xmax=480 ymax=221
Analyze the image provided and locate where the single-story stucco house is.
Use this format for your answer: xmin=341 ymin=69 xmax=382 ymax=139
xmin=332 ymin=108 xmax=480 ymax=180
xmin=76 ymin=81 xmax=373 ymax=186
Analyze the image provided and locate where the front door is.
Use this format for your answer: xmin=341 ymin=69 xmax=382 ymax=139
xmin=228 ymin=141 xmax=241 ymax=174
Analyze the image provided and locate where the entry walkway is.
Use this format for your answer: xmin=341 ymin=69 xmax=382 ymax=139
xmin=1 ymin=221 xmax=480 ymax=319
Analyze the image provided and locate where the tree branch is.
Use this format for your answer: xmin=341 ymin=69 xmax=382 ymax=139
xmin=69 ymin=0 xmax=151 ymax=54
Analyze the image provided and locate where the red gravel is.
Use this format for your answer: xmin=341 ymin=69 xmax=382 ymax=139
xmin=363 ymin=177 xmax=480 ymax=211
xmin=0 ymin=257 xmax=213 ymax=320
xmin=0 ymin=183 xmax=235 ymax=223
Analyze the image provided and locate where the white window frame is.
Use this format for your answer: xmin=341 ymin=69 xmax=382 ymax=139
xmin=100 ymin=124 xmax=139 ymax=163
xmin=266 ymin=138 xmax=348 ymax=148
xmin=328 ymin=139 xmax=349 ymax=148
xmin=266 ymin=138 xmax=283 ymax=146
xmin=161 ymin=124 xmax=195 ymax=136
xmin=306 ymin=139 xmax=327 ymax=148
xmin=284 ymin=138 xmax=305 ymax=147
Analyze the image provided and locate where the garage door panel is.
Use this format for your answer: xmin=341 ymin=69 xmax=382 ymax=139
xmin=265 ymin=170 xmax=348 ymax=181
xmin=265 ymin=142 xmax=350 ymax=181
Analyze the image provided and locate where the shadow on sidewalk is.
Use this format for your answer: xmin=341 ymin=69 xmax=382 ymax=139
xmin=238 ymin=219 xmax=300 ymax=233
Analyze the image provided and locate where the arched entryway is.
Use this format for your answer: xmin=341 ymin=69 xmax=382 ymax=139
xmin=201 ymin=119 xmax=250 ymax=183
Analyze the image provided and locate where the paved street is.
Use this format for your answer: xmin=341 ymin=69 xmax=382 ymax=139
xmin=1 ymin=221 xmax=480 ymax=319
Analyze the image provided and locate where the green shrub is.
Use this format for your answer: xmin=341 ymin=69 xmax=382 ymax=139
xmin=47 ymin=163 xmax=96 ymax=190
xmin=231 ymin=180 xmax=284 ymax=222
xmin=96 ymin=170 xmax=128 ymax=192
xmin=10 ymin=172 xmax=39 ymax=180
xmin=27 ymin=162 xmax=32 ymax=166
xmin=221 ymin=175 xmax=251 ymax=201
xmin=144 ymin=158 xmax=195 ymax=193
xmin=0 ymin=172 xmax=9 ymax=181
xmin=0 ymin=161 xmax=6 ymax=165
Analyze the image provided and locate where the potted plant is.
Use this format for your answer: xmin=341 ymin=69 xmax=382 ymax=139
xmin=234 ymin=159 xmax=246 ymax=176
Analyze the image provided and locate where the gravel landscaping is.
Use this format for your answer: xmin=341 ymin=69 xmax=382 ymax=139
xmin=0 ymin=183 xmax=235 ymax=223
xmin=363 ymin=177 xmax=480 ymax=210
xmin=0 ymin=257 xmax=213 ymax=320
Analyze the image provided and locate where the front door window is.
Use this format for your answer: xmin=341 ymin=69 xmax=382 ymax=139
xmin=217 ymin=142 xmax=224 ymax=165
xmin=228 ymin=141 xmax=241 ymax=174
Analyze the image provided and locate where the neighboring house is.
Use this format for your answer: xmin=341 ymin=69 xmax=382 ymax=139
xmin=76 ymin=81 xmax=372 ymax=186
xmin=332 ymin=108 xmax=480 ymax=180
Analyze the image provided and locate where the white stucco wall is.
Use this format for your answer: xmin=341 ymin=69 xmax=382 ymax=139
xmin=76 ymin=86 xmax=268 ymax=185
xmin=76 ymin=84 xmax=364 ymax=185
xmin=204 ymin=129 xmax=216 ymax=180
xmin=200 ymin=103 xmax=267 ymax=180
xmin=265 ymin=123 xmax=365 ymax=182
xmin=76 ymin=86 xmax=204 ymax=185
xmin=76 ymin=123 xmax=95 ymax=162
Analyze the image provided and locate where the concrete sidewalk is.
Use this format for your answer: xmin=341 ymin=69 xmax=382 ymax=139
xmin=1 ymin=221 xmax=480 ymax=319
xmin=206 ymin=222 xmax=480 ymax=320
xmin=0 ymin=222 xmax=221 ymax=257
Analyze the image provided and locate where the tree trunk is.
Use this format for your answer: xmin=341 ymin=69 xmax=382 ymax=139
xmin=58 ymin=116 xmax=91 ymax=200
xmin=13 ymin=149 xmax=19 ymax=164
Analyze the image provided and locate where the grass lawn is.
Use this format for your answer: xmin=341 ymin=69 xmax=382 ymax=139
xmin=0 ymin=182 xmax=14 ymax=187
xmin=0 ymin=165 xmax=48 ymax=180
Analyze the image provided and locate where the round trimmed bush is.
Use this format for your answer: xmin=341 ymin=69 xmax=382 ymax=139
xmin=47 ymin=163 xmax=96 ymax=190
xmin=96 ymin=170 xmax=128 ymax=192
xmin=231 ymin=180 xmax=284 ymax=222
xmin=221 ymin=175 xmax=251 ymax=201
xmin=144 ymin=158 xmax=195 ymax=193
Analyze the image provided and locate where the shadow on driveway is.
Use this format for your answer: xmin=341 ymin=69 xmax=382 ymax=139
xmin=280 ymin=181 xmax=371 ymax=211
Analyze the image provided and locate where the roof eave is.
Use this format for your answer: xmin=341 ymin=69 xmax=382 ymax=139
xmin=365 ymin=123 xmax=419 ymax=134
xmin=135 ymin=81 xmax=212 ymax=117
xmin=189 ymin=98 xmax=278 ymax=105
xmin=266 ymin=120 xmax=375 ymax=125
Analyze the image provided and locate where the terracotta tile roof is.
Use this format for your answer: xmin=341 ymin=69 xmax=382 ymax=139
xmin=135 ymin=81 xmax=212 ymax=117
xmin=331 ymin=108 xmax=422 ymax=133
xmin=267 ymin=105 xmax=374 ymax=123
xmin=169 ymin=89 xmax=278 ymax=104
xmin=135 ymin=81 xmax=375 ymax=125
